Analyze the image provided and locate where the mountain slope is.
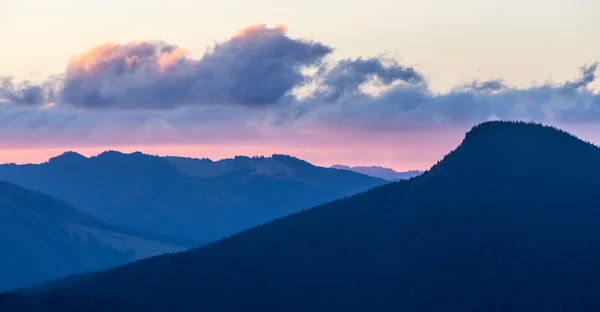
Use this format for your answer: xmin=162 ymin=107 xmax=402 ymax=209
xmin=0 ymin=181 xmax=195 ymax=291
xmin=330 ymin=164 xmax=423 ymax=180
xmin=5 ymin=121 xmax=600 ymax=311
xmin=0 ymin=153 xmax=384 ymax=242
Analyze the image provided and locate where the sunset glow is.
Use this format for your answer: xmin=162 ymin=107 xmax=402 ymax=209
xmin=1 ymin=1 xmax=599 ymax=170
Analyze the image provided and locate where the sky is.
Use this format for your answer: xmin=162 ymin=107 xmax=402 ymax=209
xmin=1 ymin=0 xmax=599 ymax=170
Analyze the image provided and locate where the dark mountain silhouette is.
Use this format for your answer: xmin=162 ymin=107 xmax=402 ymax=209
xmin=0 ymin=153 xmax=384 ymax=242
xmin=331 ymin=164 xmax=423 ymax=180
xmin=0 ymin=181 xmax=195 ymax=291
xmin=4 ymin=121 xmax=600 ymax=311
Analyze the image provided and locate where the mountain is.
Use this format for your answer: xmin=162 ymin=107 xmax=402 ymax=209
xmin=5 ymin=121 xmax=600 ymax=311
xmin=0 ymin=153 xmax=384 ymax=242
xmin=331 ymin=164 xmax=423 ymax=180
xmin=0 ymin=181 xmax=195 ymax=291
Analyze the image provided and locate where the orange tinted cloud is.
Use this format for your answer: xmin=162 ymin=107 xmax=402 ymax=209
xmin=56 ymin=25 xmax=331 ymax=108
xmin=157 ymin=48 xmax=190 ymax=70
xmin=67 ymin=41 xmax=190 ymax=75
xmin=68 ymin=42 xmax=119 ymax=74
xmin=233 ymin=24 xmax=288 ymax=38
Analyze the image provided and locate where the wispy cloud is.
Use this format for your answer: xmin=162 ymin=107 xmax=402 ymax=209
xmin=0 ymin=77 xmax=50 ymax=106
xmin=297 ymin=63 xmax=600 ymax=132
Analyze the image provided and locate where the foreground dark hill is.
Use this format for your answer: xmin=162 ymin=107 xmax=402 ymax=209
xmin=0 ymin=153 xmax=384 ymax=241
xmin=0 ymin=182 xmax=195 ymax=291
xmin=4 ymin=121 xmax=600 ymax=311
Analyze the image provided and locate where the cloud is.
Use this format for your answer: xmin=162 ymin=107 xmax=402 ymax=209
xmin=0 ymin=24 xmax=598 ymax=151
xmin=457 ymin=79 xmax=506 ymax=93
xmin=0 ymin=77 xmax=50 ymax=106
xmin=59 ymin=41 xmax=198 ymax=109
xmin=297 ymin=68 xmax=600 ymax=132
xmin=315 ymin=57 xmax=424 ymax=102
xmin=563 ymin=63 xmax=598 ymax=90
xmin=196 ymin=24 xmax=332 ymax=106
xmin=59 ymin=24 xmax=332 ymax=109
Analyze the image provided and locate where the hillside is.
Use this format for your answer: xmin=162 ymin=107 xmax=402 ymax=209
xmin=4 ymin=121 xmax=600 ymax=311
xmin=0 ymin=182 xmax=195 ymax=291
xmin=0 ymin=153 xmax=384 ymax=242
xmin=330 ymin=165 xmax=423 ymax=180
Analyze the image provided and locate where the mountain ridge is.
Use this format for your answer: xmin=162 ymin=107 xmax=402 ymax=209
xmin=0 ymin=152 xmax=384 ymax=242
xmin=0 ymin=181 xmax=196 ymax=291
xmin=330 ymin=164 xmax=423 ymax=180
xmin=4 ymin=121 xmax=600 ymax=311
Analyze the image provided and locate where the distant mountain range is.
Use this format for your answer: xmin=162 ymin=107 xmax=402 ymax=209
xmin=0 ymin=153 xmax=384 ymax=242
xmin=5 ymin=121 xmax=600 ymax=311
xmin=0 ymin=181 xmax=195 ymax=291
xmin=330 ymin=165 xmax=423 ymax=180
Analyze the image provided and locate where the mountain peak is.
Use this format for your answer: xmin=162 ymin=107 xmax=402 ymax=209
xmin=331 ymin=164 xmax=423 ymax=180
xmin=94 ymin=150 xmax=141 ymax=159
xmin=48 ymin=151 xmax=87 ymax=164
xmin=270 ymin=154 xmax=314 ymax=168
xmin=20 ymin=122 xmax=600 ymax=311
xmin=462 ymin=121 xmax=582 ymax=146
xmin=428 ymin=121 xmax=598 ymax=182
xmin=330 ymin=164 xmax=351 ymax=170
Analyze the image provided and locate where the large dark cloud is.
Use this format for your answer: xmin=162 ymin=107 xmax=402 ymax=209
xmin=195 ymin=25 xmax=332 ymax=106
xmin=59 ymin=24 xmax=332 ymax=109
